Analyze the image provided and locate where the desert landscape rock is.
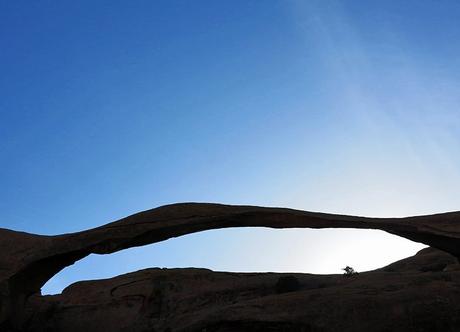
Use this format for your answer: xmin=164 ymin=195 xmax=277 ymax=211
xmin=23 ymin=248 xmax=460 ymax=331
xmin=1 ymin=202 xmax=460 ymax=331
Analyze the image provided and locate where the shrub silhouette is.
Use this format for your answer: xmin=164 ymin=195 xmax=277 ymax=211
xmin=342 ymin=266 xmax=358 ymax=277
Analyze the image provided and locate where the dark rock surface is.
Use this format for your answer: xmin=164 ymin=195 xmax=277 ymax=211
xmin=23 ymin=248 xmax=460 ymax=331
xmin=1 ymin=202 xmax=460 ymax=330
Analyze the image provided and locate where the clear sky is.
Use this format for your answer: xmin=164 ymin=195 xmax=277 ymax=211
xmin=1 ymin=1 xmax=459 ymax=294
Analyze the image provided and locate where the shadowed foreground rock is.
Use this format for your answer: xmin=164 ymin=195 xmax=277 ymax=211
xmin=23 ymin=248 xmax=460 ymax=331
xmin=1 ymin=202 xmax=460 ymax=330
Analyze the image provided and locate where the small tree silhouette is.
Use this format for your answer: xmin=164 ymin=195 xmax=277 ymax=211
xmin=342 ymin=266 xmax=358 ymax=276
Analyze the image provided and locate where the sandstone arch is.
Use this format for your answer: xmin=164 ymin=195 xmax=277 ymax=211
xmin=1 ymin=202 xmax=460 ymax=328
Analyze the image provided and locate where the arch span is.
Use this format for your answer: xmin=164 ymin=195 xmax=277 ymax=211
xmin=41 ymin=226 xmax=427 ymax=295
xmin=1 ymin=202 xmax=460 ymax=328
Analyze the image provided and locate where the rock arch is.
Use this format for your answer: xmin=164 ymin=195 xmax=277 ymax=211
xmin=1 ymin=202 xmax=460 ymax=328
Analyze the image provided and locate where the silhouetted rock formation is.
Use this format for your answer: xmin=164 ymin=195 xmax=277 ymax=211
xmin=1 ymin=202 xmax=460 ymax=331
xmin=21 ymin=248 xmax=460 ymax=331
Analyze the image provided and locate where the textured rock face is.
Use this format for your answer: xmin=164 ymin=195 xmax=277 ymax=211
xmin=22 ymin=248 xmax=460 ymax=331
xmin=1 ymin=202 xmax=460 ymax=330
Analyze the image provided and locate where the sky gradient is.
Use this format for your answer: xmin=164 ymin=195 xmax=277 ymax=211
xmin=1 ymin=1 xmax=459 ymax=294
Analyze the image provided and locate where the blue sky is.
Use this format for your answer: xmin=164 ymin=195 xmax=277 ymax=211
xmin=1 ymin=1 xmax=459 ymax=294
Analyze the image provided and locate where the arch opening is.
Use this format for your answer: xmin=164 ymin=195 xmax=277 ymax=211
xmin=42 ymin=227 xmax=426 ymax=295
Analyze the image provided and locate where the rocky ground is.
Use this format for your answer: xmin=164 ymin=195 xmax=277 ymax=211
xmin=21 ymin=247 xmax=460 ymax=332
